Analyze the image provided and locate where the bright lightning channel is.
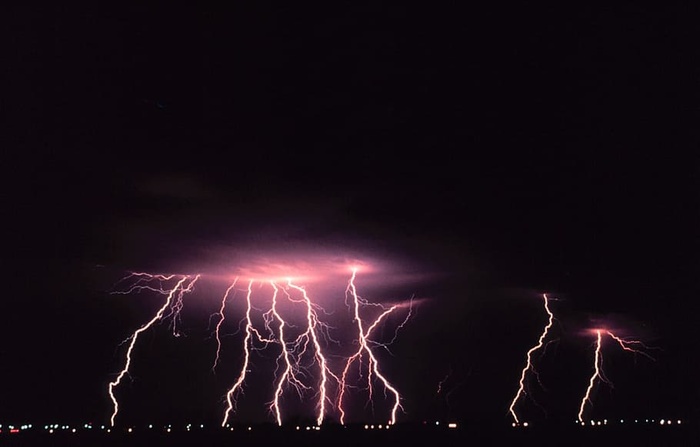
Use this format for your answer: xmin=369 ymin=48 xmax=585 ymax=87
xmin=285 ymin=280 xmax=338 ymax=426
xmin=108 ymin=274 xmax=200 ymax=427
xmin=577 ymin=329 xmax=654 ymax=424
xmin=108 ymin=268 xmax=413 ymax=427
xmin=222 ymin=280 xmax=273 ymax=427
xmin=337 ymin=268 xmax=412 ymax=425
xmin=267 ymin=281 xmax=311 ymax=426
xmin=211 ymin=279 xmax=238 ymax=372
xmin=508 ymin=293 xmax=555 ymax=425
xmin=219 ymin=276 xmax=343 ymax=427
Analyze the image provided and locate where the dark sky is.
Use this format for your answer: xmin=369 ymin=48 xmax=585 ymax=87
xmin=4 ymin=2 xmax=699 ymax=428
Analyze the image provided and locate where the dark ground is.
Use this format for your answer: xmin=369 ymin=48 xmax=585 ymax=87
xmin=1 ymin=422 xmax=698 ymax=447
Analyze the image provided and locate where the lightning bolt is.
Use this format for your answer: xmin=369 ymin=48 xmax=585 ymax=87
xmin=577 ymin=329 xmax=608 ymax=424
xmin=508 ymin=293 xmax=556 ymax=425
xmin=107 ymin=266 xmax=414 ymax=427
xmin=436 ymin=369 xmax=452 ymax=395
xmin=107 ymin=273 xmax=200 ymax=427
xmin=336 ymin=268 xmax=411 ymax=425
xmin=605 ymin=331 xmax=656 ymax=362
xmin=267 ymin=281 xmax=311 ymax=426
xmin=577 ymin=328 xmax=654 ymax=424
xmin=211 ymin=279 xmax=239 ymax=372
xmin=278 ymin=280 xmax=331 ymax=425
xmin=222 ymin=279 xmax=267 ymax=427
xmin=222 ymin=278 xmax=335 ymax=427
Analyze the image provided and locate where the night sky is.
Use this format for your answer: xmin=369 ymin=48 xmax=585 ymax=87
xmin=4 ymin=2 xmax=699 ymax=429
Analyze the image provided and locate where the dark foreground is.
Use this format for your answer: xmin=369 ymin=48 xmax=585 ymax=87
xmin=1 ymin=423 xmax=697 ymax=447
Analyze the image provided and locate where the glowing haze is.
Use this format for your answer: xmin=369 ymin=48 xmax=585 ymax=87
xmin=106 ymin=253 xmax=420 ymax=427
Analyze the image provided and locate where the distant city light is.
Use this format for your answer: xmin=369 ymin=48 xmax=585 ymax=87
xmin=0 ymin=416 xmax=691 ymax=437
